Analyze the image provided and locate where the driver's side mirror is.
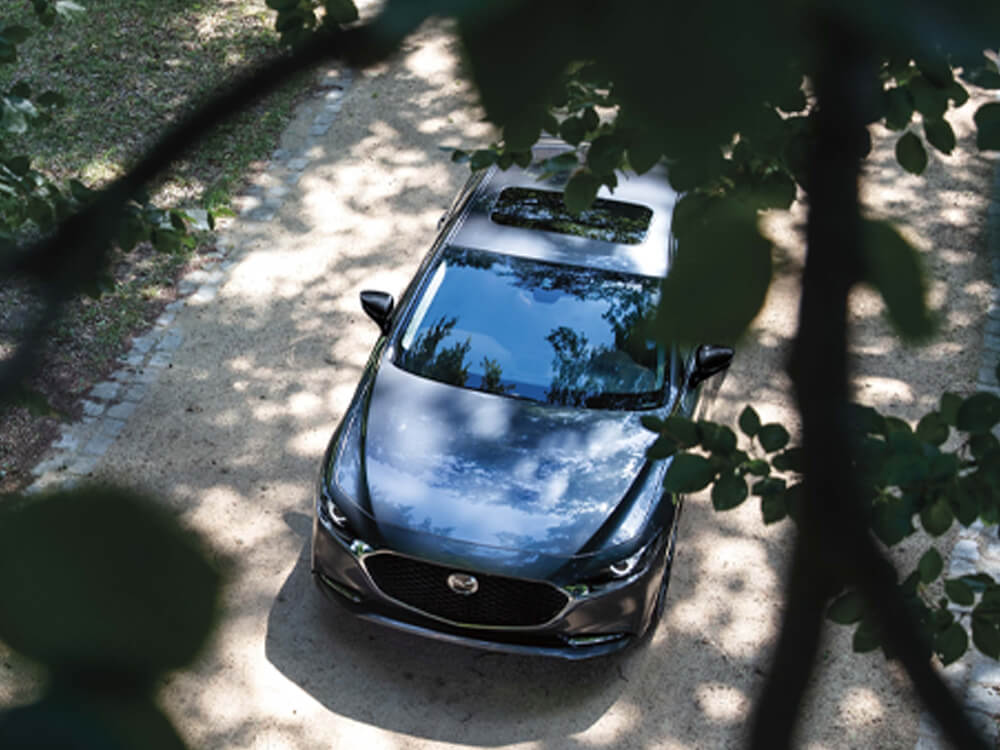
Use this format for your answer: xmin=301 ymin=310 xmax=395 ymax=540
xmin=689 ymin=344 xmax=734 ymax=387
xmin=360 ymin=290 xmax=394 ymax=335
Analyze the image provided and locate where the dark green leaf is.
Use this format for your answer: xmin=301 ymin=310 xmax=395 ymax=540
xmin=503 ymin=112 xmax=542 ymax=152
xmin=946 ymin=80 xmax=969 ymax=106
xmin=68 ymin=178 xmax=92 ymax=203
xmin=448 ymin=148 xmax=470 ymax=164
xmin=712 ymin=473 xmax=748 ymax=511
xmin=758 ymin=423 xmax=789 ymax=453
xmin=924 ymin=118 xmax=955 ymax=155
xmin=169 ymin=211 xmax=187 ymax=232
xmin=656 ymin=200 xmax=772 ymax=344
xmin=586 ymin=134 xmax=625 ymax=177
xmin=916 ymin=54 xmax=953 ymax=88
xmin=324 ymin=0 xmax=359 ymax=24
xmin=700 ymin=423 xmax=737 ymax=455
xmin=973 ymin=617 xmax=1000 ymax=659
xmin=118 ymin=214 xmax=147 ymax=252
xmin=0 ymin=486 xmax=219 ymax=674
xmin=935 ymin=622 xmax=969 ymax=665
xmin=895 ymin=131 xmax=927 ymax=175
xmin=872 ymin=495 xmax=916 ymax=545
xmin=945 ymin=578 xmax=974 ymax=606
xmin=915 ymin=412 xmax=949 ymax=446
xmin=646 ymin=436 xmax=678 ymax=460
xmin=9 ymin=81 xmax=29 ymax=98
xmin=662 ymin=416 xmax=700 ymax=448
xmin=772 ymin=447 xmax=803 ymax=472
xmin=918 ymin=548 xmax=943 ymax=583
xmin=970 ymin=433 xmax=1000 ymax=461
xmin=963 ymin=67 xmax=1000 ymax=90
xmin=957 ymin=393 xmax=1000 ymax=433
xmin=921 ymin=499 xmax=954 ymax=536
xmin=752 ymin=477 xmax=786 ymax=497
xmin=860 ymin=219 xmax=933 ymax=340
xmin=640 ymin=415 xmax=665 ymax=432
xmin=828 ymin=590 xmax=864 ymax=624
xmin=470 ymin=149 xmax=498 ymax=171
xmin=581 ymin=106 xmax=599 ymax=133
xmin=908 ymin=75 xmax=948 ymax=120
xmin=559 ymin=116 xmax=586 ymax=146
xmin=743 ymin=459 xmax=770 ymax=476
xmin=940 ymin=392 xmax=962 ymax=426
xmin=853 ymin=618 xmax=881 ymax=653
xmin=663 ymin=453 xmax=716 ymax=493
xmin=975 ymin=102 xmax=1000 ymax=151
xmin=627 ymin=134 xmax=661 ymax=175
xmin=738 ymin=405 xmax=761 ymax=437
xmin=761 ymin=492 xmax=787 ymax=524
xmin=563 ymin=170 xmax=600 ymax=214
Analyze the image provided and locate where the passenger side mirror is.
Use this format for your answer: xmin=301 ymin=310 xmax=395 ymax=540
xmin=360 ymin=290 xmax=394 ymax=335
xmin=689 ymin=344 xmax=734 ymax=387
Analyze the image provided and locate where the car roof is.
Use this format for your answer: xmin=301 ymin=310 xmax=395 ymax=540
xmin=446 ymin=139 xmax=677 ymax=278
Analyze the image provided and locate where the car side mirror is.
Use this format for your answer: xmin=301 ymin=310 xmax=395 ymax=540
xmin=689 ymin=344 xmax=734 ymax=387
xmin=360 ymin=290 xmax=394 ymax=335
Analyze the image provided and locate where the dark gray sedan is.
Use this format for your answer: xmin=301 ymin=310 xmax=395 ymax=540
xmin=311 ymin=141 xmax=732 ymax=658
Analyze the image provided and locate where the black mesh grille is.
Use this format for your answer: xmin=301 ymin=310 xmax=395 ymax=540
xmin=363 ymin=553 xmax=568 ymax=627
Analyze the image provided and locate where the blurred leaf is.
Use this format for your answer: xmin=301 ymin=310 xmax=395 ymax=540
xmin=883 ymin=87 xmax=913 ymax=131
xmin=0 ymin=486 xmax=220 ymax=675
xmin=860 ymin=219 xmax=933 ymax=340
xmin=895 ymin=131 xmax=927 ymax=174
xmin=744 ymin=458 xmax=770 ymax=476
xmin=921 ymin=499 xmax=954 ymax=536
xmin=663 ymin=453 xmax=716 ymax=493
xmin=324 ymin=0 xmax=359 ymax=24
xmin=559 ymin=116 xmax=586 ymax=146
xmin=3 ymin=384 xmax=61 ymax=418
xmin=908 ymin=75 xmax=948 ymax=120
xmin=563 ymin=170 xmax=600 ymax=213
xmin=975 ymin=102 xmax=1000 ymax=150
xmin=918 ymin=547 xmax=944 ymax=583
xmin=36 ymin=90 xmax=65 ymax=108
xmin=662 ymin=416 xmax=700 ymax=448
xmin=2 ymin=25 xmax=31 ymax=44
xmin=738 ymin=405 xmax=761 ymax=437
xmin=656 ymin=200 xmax=771 ymax=343
xmin=872 ymin=495 xmax=916 ymax=546
xmin=503 ymin=112 xmax=542 ymax=152
xmin=470 ymin=149 xmax=497 ymax=171
xmin=940 ymin=392 xmax=962 ymax=426
xmin=915 ymin=412 xmax=948 ymax=446
xmin=973 ymin=617 xmax=1000 ymax=659
xmin=761 ymin=492 xmax=787 ymax=524
xmin=712 ymin=472 xmax=748 ymax=510
xmin=957 ymin=393 xmax=1000 ymax=433
xmin=945 ymin=578 xmax=975 ymax=606
xmin=828 ymin=590 xmax=864 ymax=624
xmin=923 ymin=117 xmax=955 ymax=155
xmin=935 ymin=622 xmax=969 ymax=665
xmin=700 ymin=422 xmax=737 ymax=455
xmin=853 ymin=618 xmax=881 ymax=653
xmin=627 ymin=132 xmax=661 ymax=174
xmin=586 ymin=134 xmax=625 ymax=176
xmin=758 ymin=423 xmax=789 ymax=452
xmin=772 ymin=447 xmax=803 ymax=472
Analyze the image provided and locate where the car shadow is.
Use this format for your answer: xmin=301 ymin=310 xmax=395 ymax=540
xmin=264 ymin=511 xmax=634 ymax=745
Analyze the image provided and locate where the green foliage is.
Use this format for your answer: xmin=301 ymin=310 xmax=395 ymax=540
xmin=0 ymin=485 xmax=221 ymax=750
xmin=643 ymin=385 xmax=1000 ymax=664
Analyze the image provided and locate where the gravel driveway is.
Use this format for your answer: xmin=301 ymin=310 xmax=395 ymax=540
xmin=5 ymin=17 xmax=997 ymax=750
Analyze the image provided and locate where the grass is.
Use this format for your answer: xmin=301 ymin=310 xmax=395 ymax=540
xmin=0 ymin=0 xmax=314 ymax=491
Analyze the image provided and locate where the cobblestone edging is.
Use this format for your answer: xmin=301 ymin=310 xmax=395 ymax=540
xmin=26 ymin=66 xmax=353 ymax=493
xmin=916 ymin=149 xmax=1000 ymax=749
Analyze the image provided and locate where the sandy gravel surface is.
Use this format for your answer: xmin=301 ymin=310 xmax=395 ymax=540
xmin=5 ymin=17 xmax=997 ymax=750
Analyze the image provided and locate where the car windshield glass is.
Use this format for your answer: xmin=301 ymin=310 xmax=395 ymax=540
xmin=490 ymin=187 xmax=652 ymax=245
xmin=396 ymin=246 xmax=666 ymax=409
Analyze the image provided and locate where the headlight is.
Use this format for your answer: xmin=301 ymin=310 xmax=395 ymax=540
xmin=568 ymin=533 xmax=663 ymax=597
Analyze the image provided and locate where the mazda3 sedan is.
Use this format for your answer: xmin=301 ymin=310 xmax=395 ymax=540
xmin=312 ymin=140 xmax=732 ymax=659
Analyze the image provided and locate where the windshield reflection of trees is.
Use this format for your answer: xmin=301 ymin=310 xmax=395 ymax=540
xmin=398 ymin=247 xmax=663 ymax=409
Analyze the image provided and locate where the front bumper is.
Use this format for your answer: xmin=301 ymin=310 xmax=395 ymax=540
xmin=310 ymin=516 xmax=668 ymax=660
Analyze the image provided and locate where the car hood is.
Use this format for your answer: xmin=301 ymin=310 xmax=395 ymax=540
xmin=361 ymin=363 xmax=656 ymax=558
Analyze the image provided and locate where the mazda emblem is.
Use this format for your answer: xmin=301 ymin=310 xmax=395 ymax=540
xmin=447 ymin=572 xmax=479 ymax=596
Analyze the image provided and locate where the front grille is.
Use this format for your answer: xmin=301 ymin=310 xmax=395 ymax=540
xmin=363 ymin=552 xmax=568 ymax=628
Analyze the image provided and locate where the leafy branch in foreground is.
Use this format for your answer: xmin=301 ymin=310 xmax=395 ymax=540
xmin=645 ymin=383 xmax=1000 ymax=667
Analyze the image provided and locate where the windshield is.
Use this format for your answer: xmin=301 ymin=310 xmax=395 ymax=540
xmin=396 ymin=246 xmax=666 ymax=409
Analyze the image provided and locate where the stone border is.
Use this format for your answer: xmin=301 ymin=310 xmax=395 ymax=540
xmin=916 ymin=138 xmax=1000 ymax=749
xmin=27 ymin=66 xmax=353 ymax=493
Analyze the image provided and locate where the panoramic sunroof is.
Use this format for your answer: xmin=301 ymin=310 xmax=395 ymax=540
xmin=490 ymin=187 xmax=652 ymax=245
